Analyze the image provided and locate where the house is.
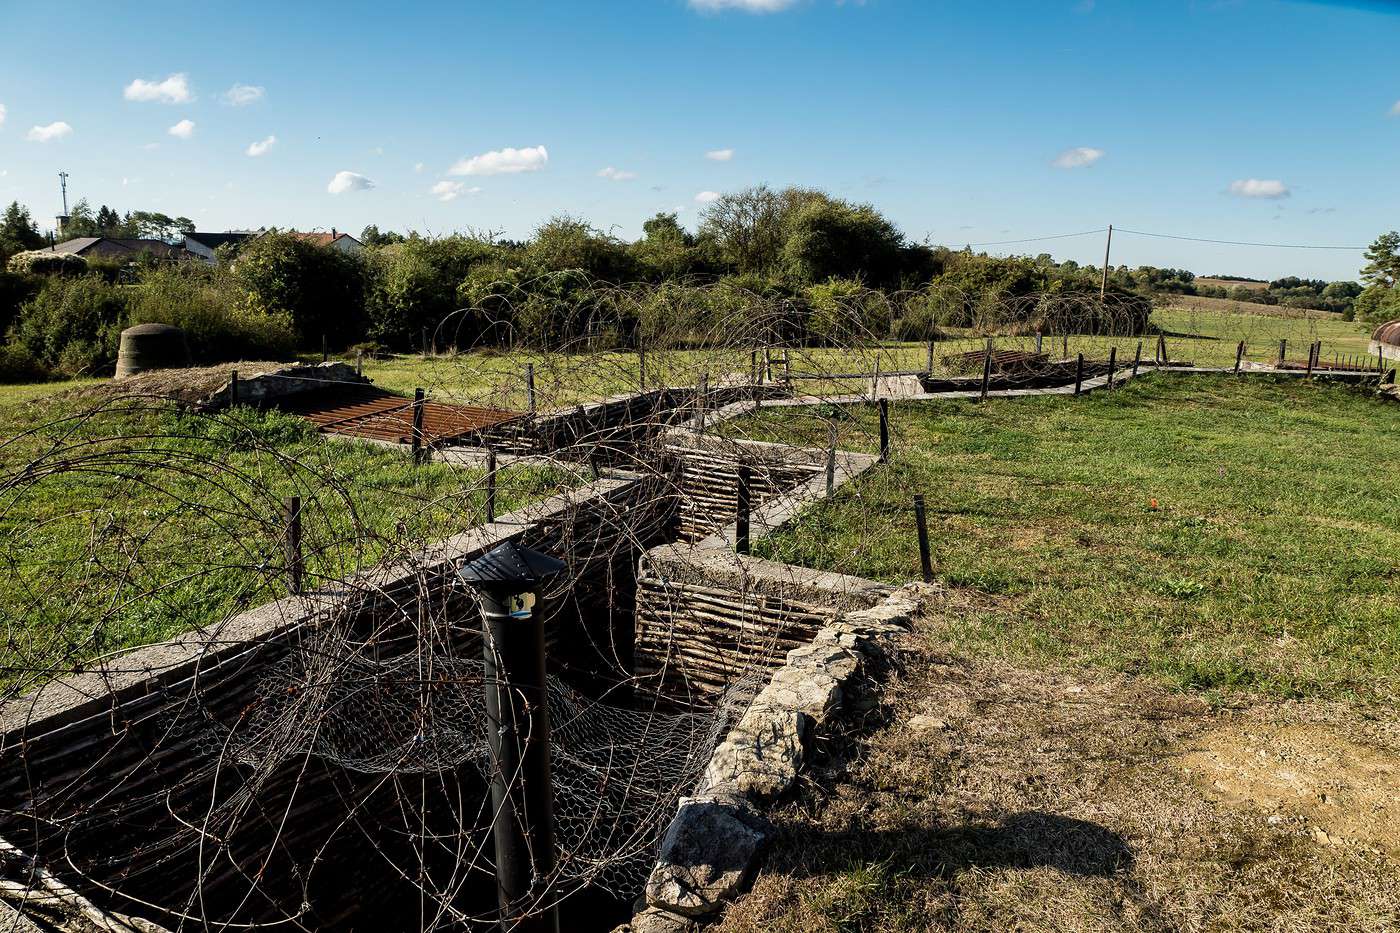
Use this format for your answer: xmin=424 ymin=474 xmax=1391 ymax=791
xmin=183 ymin=231 xmax=256 ymax=264
xmin=43 ymin=237 xmax=193 ymax=262
xmin=287 ymin=229 xmax=364 ymax=255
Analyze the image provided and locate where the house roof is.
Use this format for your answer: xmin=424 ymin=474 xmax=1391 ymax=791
xmin=46 ymin=237 xmax=192 ymax=260
xmin=285 ymin=231 xmax=362 ymax=248
xmin=184 ymin=231 xmax=254 ymax=250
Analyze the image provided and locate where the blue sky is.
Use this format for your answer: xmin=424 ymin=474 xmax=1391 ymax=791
xmin=0 ymin=0 xmax=1396 ymax=280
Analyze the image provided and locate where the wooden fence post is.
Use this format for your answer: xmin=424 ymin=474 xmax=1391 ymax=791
xmin=1306 ymin=341 xmax=1316 ymax=378
xmin=980 ymin=344 xmax=992 ymax=402
xmin=229 ymin=369 xmax=239 ymax=408
xmin=411 ymin=388 xmax=426 ymax=464
xmin=1107 ymin=345 xmax=1118 ymax=390
xmin=1278 ymin=339 xmax=1287 ymax=367
xmin=783 ymin=349 xmax=792 ymax=385
xmin=878 ymin=399 xmax=890 ymax=464
xmin=735 ymin=465 xmax=751 ymax=556
xmin=1132 ymin=341 xmax=1142 ymax=378
xmin=485 ymin=447 xmax=497 ymax=523
xmin=1035 ymin=332 xmax=1044 ymax=355
xmin=826 ymin=422 xmax=837 ymax=496
xmin=355 ymin=351 xmax=363 ymax=377
xmin=1074 ymin=353 xmax=1084 ymax=396
xmin=926 ymin=340 xmax=935 ymax=375
xmin=525 ymin=363 xmax=536 ymax=416
xmin=284 ymin=496 xmax=303 ymax=596
xmin=1157 ymin=333 xmax=1167 ymax=365
xmin=913 ymin=494 xmax=933 ymax=584
xmin=1235 ymin=341 xmax=1244 ymax=373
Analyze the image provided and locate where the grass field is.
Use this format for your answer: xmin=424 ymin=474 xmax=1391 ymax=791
xmin=0 ymin=390 xmax=574 ymax=692
xmin=723 ymin=374 xmax=1400 ymax=703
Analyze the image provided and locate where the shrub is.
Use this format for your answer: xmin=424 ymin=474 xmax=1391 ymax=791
xmin=127 ymin=265 xmax=296 ymax=362
xmin=10 ymin=274 xmax=128 ymax=376
xmin=805 ymin=278 xmax=892 ymax=344
xmin=232 ymin=233 xmax=366 ymax=348
xmin=0 ymin=343 xmax=48 ymax=383
xmin=365 ymin=235 xmax=499 ymax=348
xmin=6 ymin=251 xmax=88 ymax=276
xmin=1354 ymin=285 xmax=1400 ymax=324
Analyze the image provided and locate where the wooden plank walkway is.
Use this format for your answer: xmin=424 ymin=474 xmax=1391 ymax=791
xmin=274 ymin=384 xmax=522 ymax=445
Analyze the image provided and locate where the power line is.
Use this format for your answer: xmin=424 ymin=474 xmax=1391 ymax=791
xmin=954 ymin=228 xmax=1108 ymax=248
xmin=1114 ymin=228 xmax=1366 ymax=251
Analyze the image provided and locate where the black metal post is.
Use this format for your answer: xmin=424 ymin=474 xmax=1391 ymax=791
xmin=229 ymin=369 xmax=239 ymax=408
xmin=458 ymin=543 xmax=565 ymax=933
xmin=1074 ymin=353 xmax=1084 ymax=396
xmin=1035 ymin=332 xmax=1044 ymax=355
xmin=284 ymin=496 xmax=303 ymax=596
xmin=486 ymin=447 xmax=498 ymax=523
xmin=1107 ymin=346 xmax=1118 ymax=390
xmin=1235 ymin=341 xmax=1244 ymax=373
xmin=1132 ymin=341 xmax=1142 ymax=378
xmin=735 ymin=465 xmax=751 ymax=555
xmin=913 ymin=494 xmax=933 ymax=584
xmin=1278 ymin=339 xmax=1287 ymax=367
xmin=525 ymin=363 xmax=536 ymax=416
xmin=1158 ymin=333 xmax=1167 ymax=366
xmin=1306 ymin=341 xmax=1315 ymax=378
xmin=411 ymin=388 xmax=426 ymax=464
xmin=878 ymin=399 xmax=890 ymax=464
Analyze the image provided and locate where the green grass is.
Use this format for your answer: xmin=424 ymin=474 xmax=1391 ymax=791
xmin=725 ymin=374 xmax=1400 ymax=702
xmin=0 ymin=391 xmax=575 ymax=692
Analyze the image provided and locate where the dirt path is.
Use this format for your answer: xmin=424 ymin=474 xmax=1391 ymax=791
xmin=715 ymin=601 xmax=1400 ymax=932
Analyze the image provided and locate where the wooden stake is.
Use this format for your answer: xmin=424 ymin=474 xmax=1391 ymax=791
xmin=1107 ymin=345 xmax=1117 ymax=390
xmin=411 ymin=387 xmax=426 ymax=464
xmin=284 ymin=496 xmax=303 ymax=596
xmin=980 ymin=344 xmax=992 ymax=402
xmin=1278 ymin=338 xmax=1287 ymax=367
xmin=878 ymin=399 xmax=890 ymax=463
xmin=826 ymin=422 xmax=837 ymax=496
xmin=485 ymin=447 xmax=497 ymax=523
xmin=735 ymin=465 xmax=751 ymax=556
xmin=1074 ymin=353 xmax=1084 ymax=396
xmin=229 ymin=369 xmax=239 ymax=408
xmin=926 ymin=340 xmax=935 ymax=375
xmin=914 ymin=494 xmax=933 ymax=584
xmin=1132 ymin=341 xmax=1142 ymax=377
xmin=525 ymin=363 xmax=536 ymax=416
xmin=1235 ymin=341 xmax=1244 ymax=373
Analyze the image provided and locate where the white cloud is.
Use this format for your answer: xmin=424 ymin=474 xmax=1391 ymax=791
xmin=1390 ymin=100 xmax=1400 ymax=117
xmin=167 ymin=119 xmax=195 ymax=139
xmin=1052 ymin=146 xmax=1104 ymax=169
xmin=598 ymin=166 xmax=637 ymax=181
xmin=431 ymin=180 xmax=482 ymax=202
xmin=123 ymin=73 xmax=193 ymax=104
xmin=689 ymin=0 xmax=800 ymax=12
xmin=1229 ymin=178 xmax=1290 ymax=199
xmin=705 ymin=148 xmax=735 ymax=162
xmin=224 ymin=83 xmax=265 ymax=106
xmin=327 ymin=170 xmax=374 ymax=194
xmin=0 ymin=103 xmax=6 ymax=129
xmin=448 ymin=145 xmax=548 ymax=176
xmin=26 ymin=121 xmax=72 ymax=143
xmin=246 ymin=135 xmax=276 ymax=157
xmin=694 ymin=190 xmax=721 ymax=204
xmin=414 ymin=162 xmax=425 ymax=173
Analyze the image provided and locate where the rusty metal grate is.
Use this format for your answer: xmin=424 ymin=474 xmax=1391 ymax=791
xmin=276 ymin=385 xmax=521 ymax=446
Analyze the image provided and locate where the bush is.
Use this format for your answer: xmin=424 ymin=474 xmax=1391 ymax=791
xmin=127 ymin=265 xmax=296 ymax=362
xmin=365 ymin=235 xmax=499 ymax=348
xmin=805 ymin=278 xmax=892 ymax=344
xmin=1354 ymin=285 xmax=1400 ymax=324
xmin=232 ymin=233 xmax=366 ymax=348
xmin=0 ymin=343 xmax=48 ymax=383
xmin=10 ymin=274 xmax=129 ymax=376
xmin=6 ymin=251 xmax=87 ymax=276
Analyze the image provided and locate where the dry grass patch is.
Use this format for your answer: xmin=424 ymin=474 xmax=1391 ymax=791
xmin=714 ymin=603 xmax=1400 ymax=932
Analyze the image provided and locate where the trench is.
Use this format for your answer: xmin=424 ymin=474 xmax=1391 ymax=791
xmin=0 ymin=391 xmax=844 ymax=931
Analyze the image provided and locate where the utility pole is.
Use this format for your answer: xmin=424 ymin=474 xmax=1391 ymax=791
xmin=55 ymin=171 xmax=71 ymax=235
xmin=1100 ymin=224 xmax=1113 ymax=299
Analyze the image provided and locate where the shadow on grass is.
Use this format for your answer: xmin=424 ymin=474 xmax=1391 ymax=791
xmin=771 ymin=810 xmax=1132 ymax=880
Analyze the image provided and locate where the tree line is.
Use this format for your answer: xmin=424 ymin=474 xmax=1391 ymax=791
xmin=0 ymin=188 xmax=1383 ymax=383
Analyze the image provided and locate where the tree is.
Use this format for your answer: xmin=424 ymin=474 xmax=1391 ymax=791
xmin=95 ymin=205 xmax=122 ymax=235
xmin=1361 ymin=232 xmax=1400 ymax=289
xmin=0 ymin=202 xmax=45 ymax=261
xmin=780 ymin=197 xmax=906 ymax=288
xmin=360 ymin=224 xmax=406 ymax=247
xmin=698 ymin=186 xmax=789 ymax=275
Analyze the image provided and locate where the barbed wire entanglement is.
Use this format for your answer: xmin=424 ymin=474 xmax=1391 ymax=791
xmin=0 ymin=280 xmax=1383 ymax=929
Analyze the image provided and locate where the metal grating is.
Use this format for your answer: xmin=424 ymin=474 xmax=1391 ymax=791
xmin=276 ymin=385 xmax=522 ymax=446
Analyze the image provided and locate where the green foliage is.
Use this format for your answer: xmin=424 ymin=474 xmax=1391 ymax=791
xmin=232 ymin=232 xmax=366 ymax=347
xmin=365 ymin=235 xmax=498 ymax=347
xmin=527 ymin=216 xmax=638 ymax=282
xmin=1353 ymin=284 xmax=1400 ymax=324
xmin=782 ymin=198 xmax=907 ymax=288
xmin=1361 ymin=231 xmax=1400 ymax=289
xmin=0 ymin=202 xmax=45 ymax=263
xmin=127 ymin=264 xmax=296 ymax=362
xmin=10 ymin=274 xmax=129 ymax=377
xmin=805 ymin=278 xmax=892 ymax=343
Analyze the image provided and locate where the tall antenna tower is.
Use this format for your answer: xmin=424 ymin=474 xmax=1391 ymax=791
xmin=55 ymin=171 xmax=71 ymax=235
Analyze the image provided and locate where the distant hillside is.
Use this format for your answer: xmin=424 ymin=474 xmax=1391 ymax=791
xmin=1196 ymin=277 xmax=1270 ymax=292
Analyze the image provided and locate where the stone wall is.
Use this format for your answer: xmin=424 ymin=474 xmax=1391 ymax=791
xmin=200 ymin=361 xmax=370 ymax=411
xmin=627 ymin=586 xmax=927 ymax=932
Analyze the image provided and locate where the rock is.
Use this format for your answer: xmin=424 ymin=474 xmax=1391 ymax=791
xmin=909 ymin=715 xmax=949 ymax=732
xmin=644 ymin=795 xmax=772 ymax=918
xmin=702 ymin=705 xmax=807 ymax=798
xmin=626 ymin=907 xmax=700 ymax=933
